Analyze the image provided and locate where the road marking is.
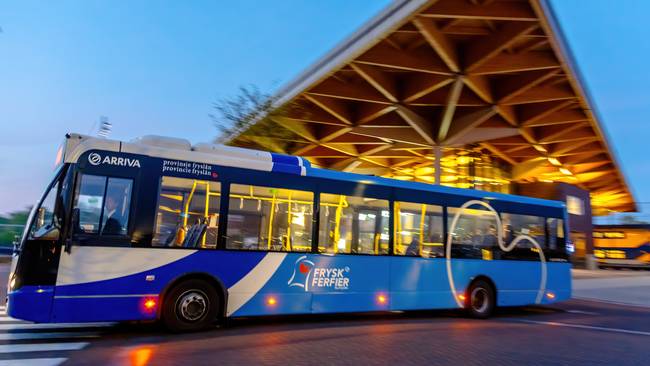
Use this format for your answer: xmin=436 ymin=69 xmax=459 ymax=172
xmin=565 ymin=309 xmax=599 ymax=315
xmin=0 ymin=316 xmax=23 ymax=322
xmin=0 ymin=322 xmax=113 ymax=331
xmin=0 ymin=342 xmax=89 ymax=353
xmin=0 ymin=331 xmax=100 ymax=341
xmin=0 ymin=358 xmax=67 ymax=366
xmin=573 ymin=297 xmax=650 ymax=309
xmin=517 ymin=319 xmax=650 ymax=336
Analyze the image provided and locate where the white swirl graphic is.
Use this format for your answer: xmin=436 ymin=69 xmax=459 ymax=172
xmin=88 ymin=152 xmax=101 ymax=165
xmin=445 ymin=200 xmax=547 ymax=308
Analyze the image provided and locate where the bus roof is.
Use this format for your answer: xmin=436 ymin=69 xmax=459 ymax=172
xmin=62 ymin=133 xmax=565 ymax=210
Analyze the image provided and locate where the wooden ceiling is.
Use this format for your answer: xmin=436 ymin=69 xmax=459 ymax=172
xmin=228 ymin=0 xmax=636 ymax=215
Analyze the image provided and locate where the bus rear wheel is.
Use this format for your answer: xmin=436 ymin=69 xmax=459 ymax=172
xmin=162 ymin=279 xmax=220 ymax=332
xmin=465 ymin=279 xmax=495 ymax=319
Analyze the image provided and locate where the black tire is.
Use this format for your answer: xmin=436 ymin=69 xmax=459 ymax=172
xmin=465 ymin=279 xmax=495 ymax=319
xmin=162 ymin=279 xmax=220 ymax=332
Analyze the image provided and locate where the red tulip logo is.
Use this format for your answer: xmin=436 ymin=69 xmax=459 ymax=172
xmin=299 ymin=263 xmax=311 ymax=274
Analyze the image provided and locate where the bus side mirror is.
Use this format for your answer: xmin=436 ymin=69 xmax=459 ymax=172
xmin=65 ymin=208 xmax=80 ymax=254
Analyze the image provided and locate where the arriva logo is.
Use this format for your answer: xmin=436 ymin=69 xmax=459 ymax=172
xmin=87 ymin=153 xmax=141 ymax=168
xmin=287 ymin=256 xmax=350 ymax=292
xmin=88 ymin=152 xmax=102 ymax=165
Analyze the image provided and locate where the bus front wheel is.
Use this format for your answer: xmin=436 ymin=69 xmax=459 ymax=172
xmin=465 ymin=279 xmax=495 ymax=319
xmin=162 ymin=279 xmax=220 ymax=332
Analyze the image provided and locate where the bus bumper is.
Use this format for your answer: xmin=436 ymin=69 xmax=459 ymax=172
xmin=7 ymin=286 xmax=54 ymax=323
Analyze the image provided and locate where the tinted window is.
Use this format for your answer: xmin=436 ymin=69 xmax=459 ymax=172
xmin=394 ymin=201 xmax=444 ymax=257
xmin=102 ymin=178 xmax=132 ymax=236
xmin=547 ymin=218 xmax=565 ymax=251
xmin=498 ymin=213 xmax=547 ymax=261
xmin=152 ymin=177 xmax=220 ymax=248
xmin=74 ymin=175 xmax=106 ymax=234
xmin=319 ymin=194 xmax=389 ymax=255
xmin=502 ymin=213 xmax=546 ymax=248
xmin=448 ymin=206 xmax=499 ymax=260
xmin=73 ymin=175 xmax=132 ymax=236
xmin=226 ymin=184 xmax=313 ymax=252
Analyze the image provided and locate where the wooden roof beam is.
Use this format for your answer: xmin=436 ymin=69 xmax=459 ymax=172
xmin=470 ymin=51 xmax=559 ymax=75
xmin=442 ymin=106 xmax=498 ymax=145
xmin=357 ymin=43 xmax=451 ymax=75
xmin=394 ymin=104 xmax=437 ymax=146
xmin=463 ymin=75 xmax=494 ymax=104
xmin=536 ymin=122 xmax=589 ymax=144
xmin=504 ymin=85 xmax=576 ymax=105
xmin=518 ymin=99 xmax=575 ymax=126
xmin=522 ymin=108 xmax=589 ymax=127
xmin=270 ymin=116 xmax=318 ymax=143
xmin=303 ymin=94 xmax=353 ymax=125
xmin=401 ymin=74 xmax=454 ymax=103
xmin=351 ymin=127 xmax=431 ymax=147
xmin=437 ymin=76 xmax=464 ymax=142
xmin=413 ymin=17 xmax=460 ymax=73
xmin=420 ymin=0 xmax=538 ymax=22
xmin=307 ymin=77 xmax=390 ymax=104
xmin=496 ymin=69 xmax=559 ymax=103
xmin=349 ymin=63 xmax=399 ymax=102
xmin=464 ymin=22 xmax=538 ymax=72
xmin=479 ymin=142 xmax=517 ymax=165
xmin=550 ymin=139 xmax=600 ymax=156
xmin=329 ymin=158 xmax=363 ymax=172
xmin=356 ymin=104 xmax=397 ymax=125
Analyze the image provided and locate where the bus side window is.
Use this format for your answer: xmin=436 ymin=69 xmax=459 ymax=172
xmin=152 ymin=176 xmax=221 ymax=249
xmin=74 ymin=175 xmax=133 ymax=236
xmin=501 ymin=213 xmax=546 ymax=248
xmin=318 ymin=194 xmax=389 ymax=255
xmin=447 ymin=206 xmax=499 ymax=260
xmin=394 ymin=201 xmax=444 ymax=257
xmin=226 ymin=184 xmax=313 ymax=252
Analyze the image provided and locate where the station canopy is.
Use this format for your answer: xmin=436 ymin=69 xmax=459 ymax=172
xmin=226 ymin=0 xmax=636 ymax=215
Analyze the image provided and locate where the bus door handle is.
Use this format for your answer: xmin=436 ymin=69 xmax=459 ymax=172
xmin=64 ymin=208 xmax=80 ymax=254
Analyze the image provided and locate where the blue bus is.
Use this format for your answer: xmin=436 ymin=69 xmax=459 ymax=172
xmin=8 ymin=134 xmax=571 ymax=331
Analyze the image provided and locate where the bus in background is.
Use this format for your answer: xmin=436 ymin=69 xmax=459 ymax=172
xmin=7 ymin=134 xmax=572 ymax=332
xmin=594 ymin=225 xmax=650 ymax=269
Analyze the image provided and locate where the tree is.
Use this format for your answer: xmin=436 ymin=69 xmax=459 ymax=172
xmin=0 ymin=208 xmax=31 ymax=246
xmin=210 ymin=85 xmax=304 ymax=152
xmin=619 ymin=215 xmax=649 ymax=225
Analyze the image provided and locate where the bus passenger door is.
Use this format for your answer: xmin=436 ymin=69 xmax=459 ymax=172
xmin=53 ymin=167 xmax=139 ymax=322
xmin=9 ymin=166 xmax=74 ymax=323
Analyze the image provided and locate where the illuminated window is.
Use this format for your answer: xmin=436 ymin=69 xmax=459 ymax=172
xmin=448 ymin=205 xmax=499 ymax=260
xmin=566 ymin=196 xmax=584 ymax=216
xmin=152 ymin=176 xmax=220 ymax=248
xmin=319 ymin=194 xmax=389 ymax=255
xmin=394 ymin=201 xmax=443 ymax=257
xmin=226 ymin=184 xmax=313 ymax=252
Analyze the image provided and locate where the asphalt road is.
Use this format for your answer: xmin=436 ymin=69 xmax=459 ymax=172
xmin=2 ymin=263 xmax=650 ymax=365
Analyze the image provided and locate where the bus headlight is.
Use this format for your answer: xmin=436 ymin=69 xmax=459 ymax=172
xmin=8 ymin=275 xmax=16 ymax=291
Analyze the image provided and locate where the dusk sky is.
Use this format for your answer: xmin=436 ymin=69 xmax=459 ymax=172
xmin=1 ymin=0 xmax=648 ymax=217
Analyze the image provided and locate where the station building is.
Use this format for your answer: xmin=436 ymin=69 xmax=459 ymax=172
xmin=224 ymin=0 xmax=637 ymax=268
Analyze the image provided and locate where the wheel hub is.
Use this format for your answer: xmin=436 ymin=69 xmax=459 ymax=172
xmin=470 ymin=287 xmax=489 ymax=314
xmin=177 ymin=290 xmax=209 ymax=322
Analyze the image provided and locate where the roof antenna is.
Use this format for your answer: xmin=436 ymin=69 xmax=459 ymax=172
xmin=97 ymin=116 xmax=112 ymax=138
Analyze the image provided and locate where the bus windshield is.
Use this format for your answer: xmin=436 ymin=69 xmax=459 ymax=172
xmin=20 ymin=166 xmax=65 ymax=247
